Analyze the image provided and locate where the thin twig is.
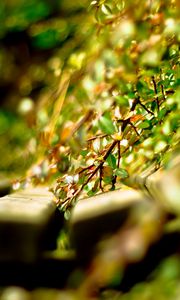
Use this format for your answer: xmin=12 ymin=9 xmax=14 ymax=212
xmin=121 ymin=118 xmax=130 ymax=132
xmin=63 ymin=109 xmax=94 ymax=143
xmin=62 ymin=140 xmax=118 ymax=208
xmin=161 ymin=84 xmax=166 ymax=101
xmin=138 ymin=100 xmax=154 ymax=115
xmin=129 ymin=121 xmax=140 ymax=136
xmin=152 ymin=75 xmax=159 ymax=111
xmin=160 ymin=68 xmax=166 ymax=101
xmin=78 ymin=164 xmax=94 ymax=174
xmin=112 ymin=141 xmax=121 ymax=188
xmin=131 ymin=96 xmax=140 ymax=112
xmin=117 ymin=141 xmax=121 ymax=168
xmin=99 ymin=165 xmax=103 ymax=192
xmin=87 ymin=134 xmax=108 ymax=142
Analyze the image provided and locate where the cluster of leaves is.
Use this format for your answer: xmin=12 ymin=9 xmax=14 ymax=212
xmin=50 ymin=0 xmax=180 ymax=211
xmin=11 ymin=0 xmax=179 ymax=212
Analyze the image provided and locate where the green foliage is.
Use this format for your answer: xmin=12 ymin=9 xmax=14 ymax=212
xmin=114 ymin=168 xmax=129 ymax=179
xmin=0 ymin=0 xmax=179 ymax=297
xmin=106 ymin=154 xmax=116 ymax=169
xmin=0 ymin=110 xmax=35 ymax=174
xmin=1 ymin=0 xmax=179 ymax=209
xmin=99 ymin=114 xmax=116 ymax=135
xmin=50 ymin=0 xmax=179 ymax=210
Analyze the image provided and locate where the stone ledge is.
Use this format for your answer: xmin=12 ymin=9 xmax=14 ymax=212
xmin=0 ymin=187 xmax=64 ymax=263
xmin=124 ymin=155 xmax=180 ymax=214
xmin=70 ymin=188 xmax=162 ymax=260
xmin=145 ymin=161 xmax=180 ymax=213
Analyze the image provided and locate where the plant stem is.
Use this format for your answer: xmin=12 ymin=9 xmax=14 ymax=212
xmin=152 ymin=76 xmax=159 ymax=111
xmin=111 ymin=141 xmax=121 ymax=189
xmin=129 ymin=121 xmax=140 ymax=136
xmin=87 ymin=134 xmax=108 ymax=142
xmin=138 ymin=100 xmax=154 ymax=115
xmin=78 ymin=164 xmax=94 ymax=174
xmin=99 ymin=165 xmax=103 ymax=192
xmin=117 ymin=141 xmax=121 ymax=168
xmin=63 ymin=140 xmax=118 ymax=207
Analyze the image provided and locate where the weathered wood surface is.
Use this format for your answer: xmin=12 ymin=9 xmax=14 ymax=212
xmin=145 ymin=157 xmax=180 ymax=213
xmin=69 ymin=155 xmax=179 ymax=270
xmin=0 ymin=178 xmax=11 ymax=197
xmin=124 ymin=155 xmax=180 ymax=214
xmin=0 ymin=187 xmax=64 ymax=263
xmin=0 ymin=252 xmax=77 ymax=289
xmin=70 ymin=188 xmax=163 ymax=260
xmin=0 ymin=156 xmax=179 ymax=289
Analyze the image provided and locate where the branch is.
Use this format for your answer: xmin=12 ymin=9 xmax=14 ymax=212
xmin=99 ymin=165 xmax=103 ymax=192
xmin=152 ymin=76 xmax=159 ymax=111
xmin=138 ymin=100 xmax=154 ymax=115
xmin=112 ymin=141 xmax=121 ymax=189
xmin=117 ymin=141 xmax=121 ymax=168
xmin=160 ymin=69 xmax=166 ymax=101
xmin=129 ymin=121 xmax=140 ymax=136
xmin=132 ymin=95 xmax=154 ymax=115
xmin=61 ymin=140 xmax=118 ymax=208
xmin=87 ymin=134 xmax=108 ymax=142
xmin=131 ymin=95 xmax=140 ymax=111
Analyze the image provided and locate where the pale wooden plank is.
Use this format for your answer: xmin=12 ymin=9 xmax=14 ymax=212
xmin=0 ymin=187 xmax=63 ymax=263
xmin=70 ymin=188 xmax=162 ymax=259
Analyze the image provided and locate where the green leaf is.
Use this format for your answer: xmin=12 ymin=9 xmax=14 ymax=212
xmin=103 ymin=176 xmax=113 ymax=184
xmin=114 ymin=168 xmax=129 ymax=178
xmin=106 ymin=154 xmax=116 ymax=169
xmin=114 ymin=95 xmax=129 ymax=107
xmin=99 ymin=115 xmax=116 ymax=135
xmin=136 ymin=80 xmax=148 ymax=91
xmin=138 ymin=120 xmax=150 ymax=129
xmin=101 ymin=4 xmax=112 ymax=15
xmin=154 ymin=140 xmax=167 ymax=153
xmin=158 ymin=108 xmax=168 ymax=120
xmin=80 ymin=150 xmax=89 ymax=157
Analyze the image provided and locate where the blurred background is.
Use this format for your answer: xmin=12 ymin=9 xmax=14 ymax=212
xmin=0 ymin=0 xmax=90 ymax=178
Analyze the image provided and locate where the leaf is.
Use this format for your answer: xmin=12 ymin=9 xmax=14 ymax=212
xmin=68 ymin=52 xmax=86 ymax=70
xmin=92 ymin=139 xmax=101 ymax=152
xmin=80 ymin=150 xmax=89 ymax=157
xmin=47 ymin=71 xmax=71 ymax=143
xmin=158 ymin=108 xmax=168 ymax=120
xmin=114 ymin=95 xmax=129 ymax=107
xmin=154 ymin=140 xmax=167 ymax=153
xmin=106 ymin=154 xmax=117 ymax=169
xmin=61 ymin=122 xmax=74 ymax=142
xmin=138 ymin=120 xmax=150 ymax=129
xmin=101 ymin=4 xmax=112 ymax=15
xmin=85 ymin=182 xmax=96 ymax=196
xmin=136 ymin=80 xmax=148 ymax=91
xmin=130 ymin=114 xmax=144 ymax=123
xmin=103 ymin=175 xmax=113 ymax=184
xmin=92 ymin=179 xmax=99 ymax=192
xmin=102 ymin=166 xmax=113 ymax=177
xmin=99 ymin=115 xmax=116 ymax=135
xmin=114 ymin=168 xmax=129 ymax=178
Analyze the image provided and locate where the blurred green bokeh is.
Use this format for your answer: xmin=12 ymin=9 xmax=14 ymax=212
xmin=0 ymin=0 xmax=90 ymax=177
